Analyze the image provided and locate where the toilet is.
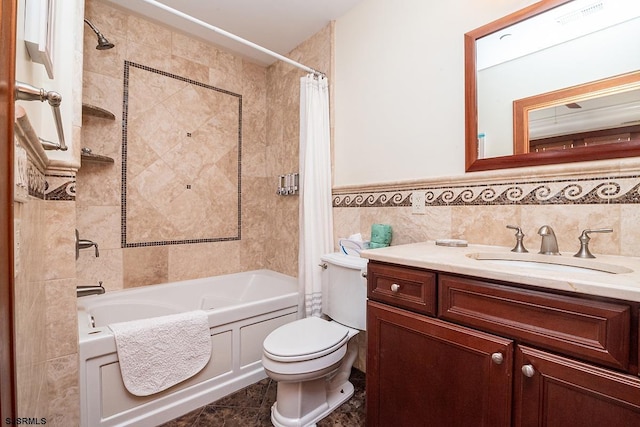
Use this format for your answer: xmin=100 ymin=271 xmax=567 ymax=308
xmin=262 ymin=252 xmax=368 ymax=427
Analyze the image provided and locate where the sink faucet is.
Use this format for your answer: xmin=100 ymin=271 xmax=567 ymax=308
xmin=537 ymin=225 xmax=560 ymax=255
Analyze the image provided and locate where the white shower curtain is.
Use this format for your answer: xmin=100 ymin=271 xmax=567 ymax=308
xmin=299 ymin=74 xmax=334 ymax=318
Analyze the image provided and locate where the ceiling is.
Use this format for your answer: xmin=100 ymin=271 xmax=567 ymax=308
xmin=102 ymin=0 xmax=364 ymax=67
xmin=477 ymin=0 xmax=640 ymax=70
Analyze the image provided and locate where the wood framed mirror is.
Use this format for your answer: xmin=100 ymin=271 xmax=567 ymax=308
xmin=465 ymin=0 xmax=640 ymax=172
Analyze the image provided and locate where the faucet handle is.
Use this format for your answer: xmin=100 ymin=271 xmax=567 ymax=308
xmin=574 ymin=228 xmax=613 ymax=258
xmin=582 ymin=228 xmax=613 ymax=236
xmin=506 ymin=225 xmax=528 ymax=253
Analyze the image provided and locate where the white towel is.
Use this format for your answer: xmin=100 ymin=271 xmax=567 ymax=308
xmin=109 ymin=310 xmax=211 ymax=396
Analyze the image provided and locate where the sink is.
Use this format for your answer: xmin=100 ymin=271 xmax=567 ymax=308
xmin=467 ymin=252 xmax=633 ymax=274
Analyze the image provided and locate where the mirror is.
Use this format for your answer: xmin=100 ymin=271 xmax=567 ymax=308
xmin=465 ymin=0 xmax=640 ymax=172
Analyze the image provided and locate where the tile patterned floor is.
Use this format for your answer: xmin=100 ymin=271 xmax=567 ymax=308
xmin=159 ymin=369 xmax=366 ymax=427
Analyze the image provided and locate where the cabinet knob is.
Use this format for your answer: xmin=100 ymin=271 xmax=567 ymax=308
xmin=391 ymin=283 xmax=400 ymax=293
xmin=521 ymin=364 xmax=536 ymax=378
xmin=491 ymin=352 xmax=504 ymax=365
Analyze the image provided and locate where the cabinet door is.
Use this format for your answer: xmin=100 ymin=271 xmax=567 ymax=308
xmin=514 ymin=345 xmax=640 ymax=427
xmin=367 ymin=300 xmax=513 ymax=427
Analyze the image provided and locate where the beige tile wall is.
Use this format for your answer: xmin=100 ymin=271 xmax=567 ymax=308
xmin=15 ymin=195 xmax=80 ymax=426
xmin=333 ymin=180 xmax=640 ymax=258
xmin=78 ymin=0 xmax=275 ymax=289
xmin=44 ymin=201 xmax=79 ymax=427
xmin=13 ymin=199 xmax=48 ymax=419
xmin=264 ymin=24 xmax=334 ymax=277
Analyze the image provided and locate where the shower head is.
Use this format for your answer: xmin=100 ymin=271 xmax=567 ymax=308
xmin=84 ymin=18 xmax=115 ymax=50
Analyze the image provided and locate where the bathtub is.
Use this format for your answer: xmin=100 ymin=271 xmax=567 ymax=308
xmin=78 ymin=269 xmax=299 ymax=427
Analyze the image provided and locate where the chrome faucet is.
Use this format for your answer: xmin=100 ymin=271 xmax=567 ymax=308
xmin=537 ymin=225 xmax=560 ymax=255
xmin=77 ymin=281 xmax=105 ymax=297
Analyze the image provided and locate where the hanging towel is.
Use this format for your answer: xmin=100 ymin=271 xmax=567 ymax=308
xmin=108 ymin=310 xmax=211 ymax=396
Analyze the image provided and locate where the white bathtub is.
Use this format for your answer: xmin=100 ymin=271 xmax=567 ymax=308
xmin=78 ymin=269 xmax=299 ymax=427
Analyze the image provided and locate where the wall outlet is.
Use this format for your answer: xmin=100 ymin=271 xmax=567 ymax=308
xmin=412 ymin=192 xmax=426 ymax=214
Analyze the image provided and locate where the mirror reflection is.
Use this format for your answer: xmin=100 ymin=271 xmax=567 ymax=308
xmin=466 ymin=0 xmax=640 ymax=171
xmin=523 ymin=77 xmax=640 ymax=153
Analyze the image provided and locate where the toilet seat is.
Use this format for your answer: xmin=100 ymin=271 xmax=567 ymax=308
xmin=263 ymin=317 xmax=349 ymax=362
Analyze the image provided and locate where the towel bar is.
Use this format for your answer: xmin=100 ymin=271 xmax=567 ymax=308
xmin=15 ymin=81 xmax=67 ymax=151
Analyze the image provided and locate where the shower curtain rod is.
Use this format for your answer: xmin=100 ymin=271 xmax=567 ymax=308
xmin=140 ymin=0 xmax=326 ymax=77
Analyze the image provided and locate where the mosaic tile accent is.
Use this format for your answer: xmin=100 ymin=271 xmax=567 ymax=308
xmin=44 ymin=174 xmax=76 ymax=201
xmin=121 ymin=61 xmax=243 ymax=248
xmin=333 ymin=175 xmax=640 ymax=208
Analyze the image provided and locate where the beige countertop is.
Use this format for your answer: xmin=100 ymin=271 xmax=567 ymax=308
xmin=359 ymin=241 xmax=640 ymax=303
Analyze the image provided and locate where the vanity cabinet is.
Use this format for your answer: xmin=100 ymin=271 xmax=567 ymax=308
xmin=514 ymin=345 xmax=640 ymax=426
xmin=366 ymin=261 xmax=640 ymax=427
xmin=367 ymin=301 xmax=513 ymax=426
xmin=367 ymin=262 xmax=437 ymax=315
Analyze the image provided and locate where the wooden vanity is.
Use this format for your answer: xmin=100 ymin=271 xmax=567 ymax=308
xmin=362 ymin=243 xmax=640 ymax=426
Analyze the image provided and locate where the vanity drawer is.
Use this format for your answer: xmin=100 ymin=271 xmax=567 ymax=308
xmin=439 ymin=274 xmax=631 ymax=371
xmin=367 ymin=262 xmax=437 ymax=316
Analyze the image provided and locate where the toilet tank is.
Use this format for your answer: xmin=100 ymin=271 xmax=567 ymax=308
xmin=320 ymin=252 xmax=368 ymax=330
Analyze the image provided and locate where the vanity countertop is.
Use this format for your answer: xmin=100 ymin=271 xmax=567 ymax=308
xmin=360 ymin=242 xmax=640 ymax=303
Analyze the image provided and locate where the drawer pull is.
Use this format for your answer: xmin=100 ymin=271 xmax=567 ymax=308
xmin=521 ymin=364 xmax=536 ymax=378
xmin=391 ymin=283 xmax=400 ymax=293
xmin=491 ymin=352 xmax=504 ymax=365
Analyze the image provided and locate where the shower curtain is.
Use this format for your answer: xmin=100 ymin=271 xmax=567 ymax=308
xmin=299 ymin=74 xmax=334 ymax=317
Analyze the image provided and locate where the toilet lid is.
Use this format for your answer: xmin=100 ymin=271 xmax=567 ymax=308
xmin=263 ymin=317 xmax=350 ymax=362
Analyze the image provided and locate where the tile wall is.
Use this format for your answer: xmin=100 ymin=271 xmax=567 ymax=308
xmin=263 ymin=24 xmax=334 ymax=277
xmin=13 ymin=150 xmax=80 ymax=425
xmin=78 ymin=0 xmax=270 ymax=289
xmin=333 ymin=166 xmax=640 ymax=260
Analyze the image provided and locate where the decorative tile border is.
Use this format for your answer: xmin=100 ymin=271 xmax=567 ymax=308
xmin=121 ymin=61 xmax=243 ymax=248
xmin=45 ymin=174 xmax=76 ymax=201
xmin=333 ymin=175 xmax=640 ymax=208
xmin=23 ymin=166 xmax=75 ymax=202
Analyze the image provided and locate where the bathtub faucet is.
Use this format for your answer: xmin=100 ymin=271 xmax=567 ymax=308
xmin=77 ymin=281 xmax=105 ymax=297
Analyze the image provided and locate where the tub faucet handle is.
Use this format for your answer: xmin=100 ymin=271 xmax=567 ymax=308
xmin=506 ymin=225 xmax=528 ymax=253
xmin=573 ymin=228 xmax=613 ymax=259
xmin=76 ymin=229 xmax=99 ymax=259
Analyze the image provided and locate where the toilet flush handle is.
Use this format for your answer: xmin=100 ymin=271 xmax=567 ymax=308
xmin=318 ymin=263 xmax=327 ymax=269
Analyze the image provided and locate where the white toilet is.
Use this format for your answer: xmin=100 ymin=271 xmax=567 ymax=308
xmin=262 ymin=252 xmax=368 ymax=427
